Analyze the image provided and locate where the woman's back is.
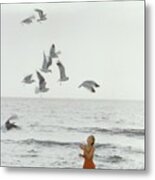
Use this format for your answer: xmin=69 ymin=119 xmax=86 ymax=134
xmin=83 ymin=146 xmax=95 ymax=169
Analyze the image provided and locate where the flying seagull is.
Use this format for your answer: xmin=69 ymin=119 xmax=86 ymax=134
xmin=22 ymin=74 xmax=35 ymax=84
xmin=35 ymin=9 xmax=47 ymax=22
xmin=78 ymin=80 xmax=100 ymax=93
xmin=21 ymin=15 xmax=35 ymax=25
xmin=56 ymin=60 xmax=69 ymax=82
xmin=35 ymin=71 xmax=49 ymax=94
xmin=5 ymin=115 xmax=20 ymax=130
xmin=49 ymin=44 xmax=61 ymax=58
xmin=40 ymin=52 xmax=52 ymax=73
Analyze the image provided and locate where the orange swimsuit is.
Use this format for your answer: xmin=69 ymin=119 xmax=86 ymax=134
xmin=83 ymin=157 xmax=96 ymax=169
xmin=83 ymin=147 xmax=95 ymax=169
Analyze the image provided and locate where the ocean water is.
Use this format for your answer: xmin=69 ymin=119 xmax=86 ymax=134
xmin=1 ymin=97 xmax=145 ymax=169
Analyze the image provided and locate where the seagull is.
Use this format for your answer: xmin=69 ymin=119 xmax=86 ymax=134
xmin=22 ymin=74 xmax=35 ymax=84
xmin=35 ymin=9 xmax=47 ymax=22
xmin=49 ymin=44 xmax=61 ymax=58
xmin=4 ymin=115 xmax=20 ymax=130
xmin=21 ymin=15 xmax=35 ymax=24
xmin=35 ymin=71 xmax=49 ymax=94
xmin=56 ymin=60 xmax=69 ymax=82
xmin=78 ymin=80 xmax=100 ymax=93
xmin=40 ymin=52 xmax=52 ymax=73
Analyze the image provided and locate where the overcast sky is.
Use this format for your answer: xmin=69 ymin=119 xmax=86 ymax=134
xmin=1 ymin=1 xmax=144 ymax=100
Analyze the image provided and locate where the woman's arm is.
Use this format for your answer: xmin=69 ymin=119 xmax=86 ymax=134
xmin=84 ymin=147 xmax=95 ymax=159
xmin=79 ymin=153 xmax=85 ymax=158
xmin=80 ymin=144 xmax=86 ymax=150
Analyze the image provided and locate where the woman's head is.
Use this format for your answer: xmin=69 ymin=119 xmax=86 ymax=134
xmin=87 ymin=135 xmax=95 ymax=146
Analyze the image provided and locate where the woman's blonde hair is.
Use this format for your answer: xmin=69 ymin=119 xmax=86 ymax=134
xmin=90 ymin=135 xmax=95 ymax=146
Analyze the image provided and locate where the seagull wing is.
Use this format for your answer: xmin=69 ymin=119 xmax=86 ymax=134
xmin=49 ymin=44 xmax=55 ymax=56
xmin=23 ymin=74 xmax=33 ymax=81
xmin=42 ymin=52 xmax=47 ymax=69
xmin=78 ymin=82 xmax=84 ymax=88
xmin=35 ymin=9 xmax=44 ymax=18
xmin=36 ymin=71 xmax=47 ymax=90
xmin=21 ymin=16 xmax=35 ymax=23
xmin=6 ymin=115 xmax=18 ymax=122
xmin=56 ymin=61 xmax=67 ymax=79
xmin=83 ymin=84 xmax=96 ymax=93
xmin=21 ymin=18 xmax=32 ymax=24
xmin=36 ymin=71 xmax=45 ymax=85
xmin=85 ymin=80 xmax=100 ymax=87
xmin=46 ymin=56 xmax=52 ymax=69
xmin=78 ymin=81 xmax=96 ymax=93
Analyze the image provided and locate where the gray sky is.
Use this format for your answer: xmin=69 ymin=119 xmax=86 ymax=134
xmin=1 ymin=1 xmax=144 ymax=100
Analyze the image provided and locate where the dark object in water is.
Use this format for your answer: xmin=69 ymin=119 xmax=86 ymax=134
xmin=5 ymin=115 xmax=20 ymax=130
xmin=5 ymin=120 xmax=20 ymax=130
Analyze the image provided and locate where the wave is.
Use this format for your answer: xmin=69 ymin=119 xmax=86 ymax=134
xmin=95 ymin=128 xmax=144 ymax=136
xmin=18 ymin=139 xmax=79 ymax=147
xmin=106 ymin=155 xmax=124 ymax=163
xmin=20 ymin=154 xmax=38 ymax=158
xmin=95 ymin=154 xmax=124 ymax=163
xmin=2 ymin=138 xmax=144 ymax=155
xmin=2 ymin=138 xmax=116 ymax=149
xmin=39 ymin=125 xmax=144 ymax=137
xmin=69 ymin=127 xmax=145 ymax=137
xmin=20 ymin=139 xmax=117 ymax=149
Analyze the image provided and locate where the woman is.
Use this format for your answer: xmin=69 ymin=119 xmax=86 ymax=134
xmin=79 ymin=135 xmax=96 ymax=169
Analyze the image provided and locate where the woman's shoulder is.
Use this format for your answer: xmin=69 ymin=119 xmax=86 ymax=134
xmin=86 ymin=145 xmax=95 ymax=152
xmin=91 ymin=146 xmax=95 ymax=150
xmin=89 ymin=146 xmax=95 ymax=153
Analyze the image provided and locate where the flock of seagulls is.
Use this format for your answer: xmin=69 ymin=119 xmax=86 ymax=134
xmin=3 ymin=8 xmax=101 ymax=131
xmin=21 ymin=8 xmax=100 ymax=93
xmin=22 ymin=43 xmax=69 ymax=94
xmin=22 ymin=41 xmax=100 ymax=94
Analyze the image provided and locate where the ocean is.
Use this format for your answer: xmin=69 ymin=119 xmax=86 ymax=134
xmin=1 ymin=97 xmax=145 ymax=169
